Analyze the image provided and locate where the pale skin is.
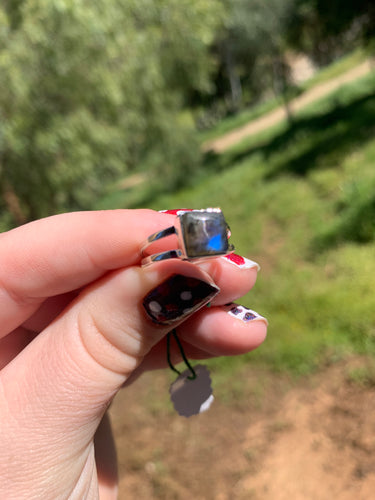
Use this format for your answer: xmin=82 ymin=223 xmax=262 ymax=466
xmin=0 ymin=210 xmax=267 ymax=499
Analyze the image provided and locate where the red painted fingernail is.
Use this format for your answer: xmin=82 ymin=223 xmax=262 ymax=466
xmin=159 ymin=209 xmax=194 ymax=215
xmin=222 ymin=254 xmax=260 ymax=270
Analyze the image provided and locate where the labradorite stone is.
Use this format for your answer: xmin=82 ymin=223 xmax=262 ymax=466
xmin=181 ymin=211 xmax=229 ymax=258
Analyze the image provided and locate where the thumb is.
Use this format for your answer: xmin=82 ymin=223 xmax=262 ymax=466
xmin=0 ymin=260 xmax=218 ymax=497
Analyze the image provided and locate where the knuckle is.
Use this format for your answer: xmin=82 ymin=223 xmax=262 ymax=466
xmin=76 ymin=307 xmax=142 ymax=378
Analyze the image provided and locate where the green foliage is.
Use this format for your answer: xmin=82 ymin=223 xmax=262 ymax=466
xmin=0 ymin=0 xmax=222 ymax=225
xmin=288 ymin=0 xmax=375 ymax=64
xmin=1 ymin=0 xmax=373 ymax=229
xmin=191 ymin=0 xmax=299 ymax=129
xmin=195 ymin=0 xmax=374 ymax=130
xmin=222 ymin=0 xmax=295 ymax=103
xmin=226 ymin=0 xmax=294 ymax=50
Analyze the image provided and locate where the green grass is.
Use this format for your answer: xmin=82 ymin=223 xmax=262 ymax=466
xmin=347 ymin=363 xmax=375 ymax=387
xmin=99 ymin=65 xmax=375 ymax=377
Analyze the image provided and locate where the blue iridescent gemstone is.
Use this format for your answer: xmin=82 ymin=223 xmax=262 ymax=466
xmin=181 ymin=211 xmax=229 ymax=258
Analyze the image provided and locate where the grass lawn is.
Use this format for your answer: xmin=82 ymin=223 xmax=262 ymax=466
xmin=98 ymin=67 xmax=375 ymax=380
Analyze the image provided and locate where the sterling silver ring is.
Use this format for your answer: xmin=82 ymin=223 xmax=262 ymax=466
xmin=141 ymin=208 xmax=234 ymax=267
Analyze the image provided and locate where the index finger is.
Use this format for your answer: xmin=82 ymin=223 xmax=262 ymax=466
xmin=0 ymin=209 xmax=174 ymax=337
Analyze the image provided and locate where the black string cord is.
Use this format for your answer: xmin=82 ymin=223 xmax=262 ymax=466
xmin=167 ymin=329 xmax=197 ymax=380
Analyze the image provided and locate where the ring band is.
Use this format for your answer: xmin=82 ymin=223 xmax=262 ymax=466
xmin=141 ymin=208 xmax=234 ymax=267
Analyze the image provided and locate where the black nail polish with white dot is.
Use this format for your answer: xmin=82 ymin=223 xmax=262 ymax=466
xmin=143 ymin=274 xmax=220 ymax=325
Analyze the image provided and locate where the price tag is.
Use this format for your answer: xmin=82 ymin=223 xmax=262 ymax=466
xmin=169 ymin=364 xmax=214 ymax=417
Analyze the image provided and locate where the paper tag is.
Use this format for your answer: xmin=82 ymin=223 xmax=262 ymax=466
xmin=169 ymin=364 xmax=214 ymax=417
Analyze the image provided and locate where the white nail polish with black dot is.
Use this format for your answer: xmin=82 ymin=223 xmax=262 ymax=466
xmin=227 ymin=304 xmax=268 ymax=324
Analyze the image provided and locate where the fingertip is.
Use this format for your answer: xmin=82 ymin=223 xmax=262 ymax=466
xmin=199 ymin=256 xmax=258 ymax=305
xmin=178 ymin=303 xmax=268 ymax=356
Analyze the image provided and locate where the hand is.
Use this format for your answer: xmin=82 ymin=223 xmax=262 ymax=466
xmin=0 ymin=210 xmax=267 ymax=499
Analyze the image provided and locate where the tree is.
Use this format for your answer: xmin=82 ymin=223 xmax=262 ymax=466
xmin=207 ymin=0 xmax=296 ymax=115
xmin=0 ymin=0 xmax=222 ymax=226
xmin=288 ymin=0 xmax=375 ymax=65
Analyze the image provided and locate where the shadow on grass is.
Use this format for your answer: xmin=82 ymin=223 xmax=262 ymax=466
xmin=202 ymin=89 xmax=375 ymax=252
xmin=208 ymin=91 xmax=375 ymax=179
xmin=314 ymin=193 xmax=375 ymax=251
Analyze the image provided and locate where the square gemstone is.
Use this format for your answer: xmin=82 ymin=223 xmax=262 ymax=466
xmin=180 ymin=211 xmax=229 ymax=258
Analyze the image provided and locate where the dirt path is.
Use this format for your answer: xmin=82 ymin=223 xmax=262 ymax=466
xmin=110 ymin=357 xmax=375 ymax=499
xmin=204 ymin=60 xmax=374 ymax=153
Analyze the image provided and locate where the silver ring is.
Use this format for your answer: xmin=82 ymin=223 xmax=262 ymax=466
xmin=141 ymin=208 xmax=234 ymax=267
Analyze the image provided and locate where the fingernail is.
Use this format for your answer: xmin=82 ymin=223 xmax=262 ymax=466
xmin=159 ymin=209 xmax=194 ymax=215
xmin=143 ymin=274 xmax=220 ymax=325
xmin=226 ymin=304 xmax=268 ymax=325
xmin=222 ymin=254 xmax=260 ymax=271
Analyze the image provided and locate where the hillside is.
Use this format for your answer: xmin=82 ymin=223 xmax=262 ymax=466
xmin=110 ymin=58 xmax=375 ymax=499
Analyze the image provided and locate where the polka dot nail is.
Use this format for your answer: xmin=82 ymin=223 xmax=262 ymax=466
xmin=226 ymin=303 xmax=268 ymax=324
xmin=143 ymin=274 xmax=220 ymax=325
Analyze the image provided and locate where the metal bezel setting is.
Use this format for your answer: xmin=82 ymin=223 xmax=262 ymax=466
xmin=141 ymin=208 xmax=234 ymax=267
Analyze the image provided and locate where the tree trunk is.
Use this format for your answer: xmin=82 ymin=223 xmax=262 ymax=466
xmin=223 ymin=44 xmax=242 ymax=112
xmin=272 ymin=56 xmax=293 ymax=125
xmin=2 ymin=181 xmax=27 ymax=226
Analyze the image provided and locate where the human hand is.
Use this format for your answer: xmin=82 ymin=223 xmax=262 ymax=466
xmin=0 ymin=210 xmax=267 ymax=499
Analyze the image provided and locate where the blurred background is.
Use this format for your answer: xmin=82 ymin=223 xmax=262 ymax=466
xmin=1 ymin=1 xmax=375 ymax=498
